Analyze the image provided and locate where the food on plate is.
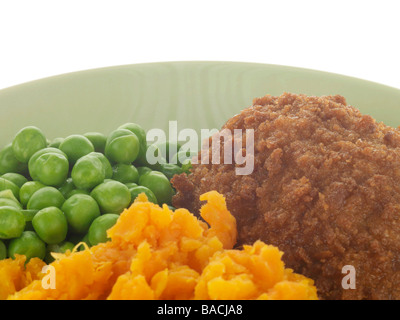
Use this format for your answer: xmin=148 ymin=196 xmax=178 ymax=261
xmin=12 ymin=126 xmax=47 ymax=163
xmin=88 ymin=213 xmax=119 ymax=246
xmin=90 ymin=180 xmax=131 ymax=214
xmin=128 ymin=186 xmax=158 ymax=204
xmin=0 ymin=144 xmax=28 ymax=175
xmin=44 ymin=241 xmax=75 ymax=264
xmin=59 ymin=135 xmax=95 ymax=165
xmin=61 ymin=194 xmax=101 ymax=234
xmin=172 ymin=92 xmax=400 ymax=300
xmin=0 ymin=123 xmax=184 ymax=264
xmin=0 ymin=206 xmax=25 ymax=239
xmin=19 ymin=181 xmax=45 ymax=207
xmin=71 ymin=154 xmax=106 ymax=189
xmin=138 ymin=171 xmax=174 ymax=204
xmin=111 ymin=163 xmax=139 ymax=184
xmin=27 ymin=187 xmax=65 ymax=210
xmin=28 ymin=148 xmax=69 ymax=187
xmin=83 ymin=132 xmax=107 ymax=154
xmin=105 ymin=129 xmax=140 ymax=164
xmin=7 ymin=231 xmax=46 ymax=261
xmin=32 ymin=207 xmax=68 ymax=245
xmin=1 ymin=173 xmax=28 ymax=188
xmin=0 ymin=177 xmax=20 ymax=199
xmin=2 ymin=192 xmax=317 ymax=300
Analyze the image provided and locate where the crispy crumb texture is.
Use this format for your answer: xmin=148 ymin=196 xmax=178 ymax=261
xmin=172 ymin=92 xmax=400 ymax=300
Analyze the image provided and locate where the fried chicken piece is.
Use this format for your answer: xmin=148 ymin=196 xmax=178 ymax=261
xmin=172 ymin=92 xmax=400 ymax=300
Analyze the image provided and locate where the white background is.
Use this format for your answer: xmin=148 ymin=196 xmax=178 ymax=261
xmin=0 ymin=0 xmax=399 ymax=90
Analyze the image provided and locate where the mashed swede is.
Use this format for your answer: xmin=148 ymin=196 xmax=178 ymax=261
xmin=3 ymin=191 xmax=317 ymax=300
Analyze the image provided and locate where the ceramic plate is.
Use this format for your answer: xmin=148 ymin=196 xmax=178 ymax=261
xmin=0 ymin=61 xmax=399 ymax=146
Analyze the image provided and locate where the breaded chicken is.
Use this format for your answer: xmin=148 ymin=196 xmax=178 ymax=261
xmin=172 ymin=92 xmax=400 ymax=300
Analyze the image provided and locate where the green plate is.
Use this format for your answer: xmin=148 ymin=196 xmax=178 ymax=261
xmin=0 ymin=61 xmax=399 ymax=147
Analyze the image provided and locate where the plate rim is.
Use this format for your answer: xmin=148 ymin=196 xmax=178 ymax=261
xmin=1 ymin=60 xmax=399 ymax=94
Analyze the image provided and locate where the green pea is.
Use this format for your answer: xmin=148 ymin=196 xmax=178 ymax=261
xmin=137 ymin=166 xmax=152 ymax=177
xmin=32 ymin=207 xmax=68 ymax=244
xmin=148 ymin=159 xmax=168 ymax=172
xmin=90 ymin=180 xmax=131 ymax=214
xmin=59 ymin=134 xmax=94 ymax=164
xmin=112 ymin=163 xmax=139 ymax=184
xmin=105 ymin=129 xmax=140 ymax=164
xmin=44 ymin=241 xmax=75 ymax=264
xmin=83 ymin=132 xmax=107 ymax=153
xmin=86 ymin=152 xmax=113 ymax=179
xmin=0 ymin=189 xmax=21 ymax=205
xmin=28 ymin=147 xmax=69 ymax=186
xmin=19 ymin=181 xmax=46 ymax=207
xmin=129 ymin=186 xmax=158 ymax=204
xmin=0 ymin=144 xmax=28 ymax=175
xmin=170 ymin=150 xmax=198 ymax=166
xmin=139 ymin=171 xmax=174 ymax=205
xmin=66 ymin=189 xmax=90 ymax=199
xmin=0 ymin=240 xmax=6 ymax=260
xmin=1 ymin=173 xmax=28 ymax=188
xmin=144 ymin=144 xmax=168 ymax=170
xmin=0 ymin=177 xmax=20 ymax=200
xmin=0 ymin=197 xmax=22 ymax=210
xmin=12 ymin=126 xmax=47 ymax=163
xmin=118 ymin=123 xmax=147 ymax=164
xmin=28 ymin=147 xmax=65 ymax=164
xmin=62 ymin=194 xmax=100 ymax=234
xmin=28 ymin=148 xmax=64 ymax=176
xmin=158 ymin=163 xmax=183 ymax=180
xmin=154 ymin=141 xmax=182 ymax=163
xmin=48 ymin=137 xmax=64 ymax=148
xmin=0 ymin=206 xmax=25 ymax=239
xmin=118 ymin=123 xmax=146 ymax=145
xmin=71 ymin=154 xmax=105 ymax=190
xmin=58 ymin=178 xmax=75 ymax=198
xmin=88 ymin=214 xmax=119 ymax=246
xmin=29 ymin=151 xmax=69 ymax=187
xmin=124 ymin=182 xmax=138 ymax=189
xmin=27 ymin=186 xmax=65 ymax=210
xmin=8 ymin=231 xmax=46 ymax=262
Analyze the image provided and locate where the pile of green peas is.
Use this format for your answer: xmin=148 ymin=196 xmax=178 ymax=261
xmin=0 ymin=124 xmax=194 ymax=263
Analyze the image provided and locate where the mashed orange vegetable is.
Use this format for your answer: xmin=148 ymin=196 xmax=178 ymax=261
xmin=2 ymin=191 xmax=318 ymax=300
xmin=0 ymin=255 xmax=45 ymax=300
